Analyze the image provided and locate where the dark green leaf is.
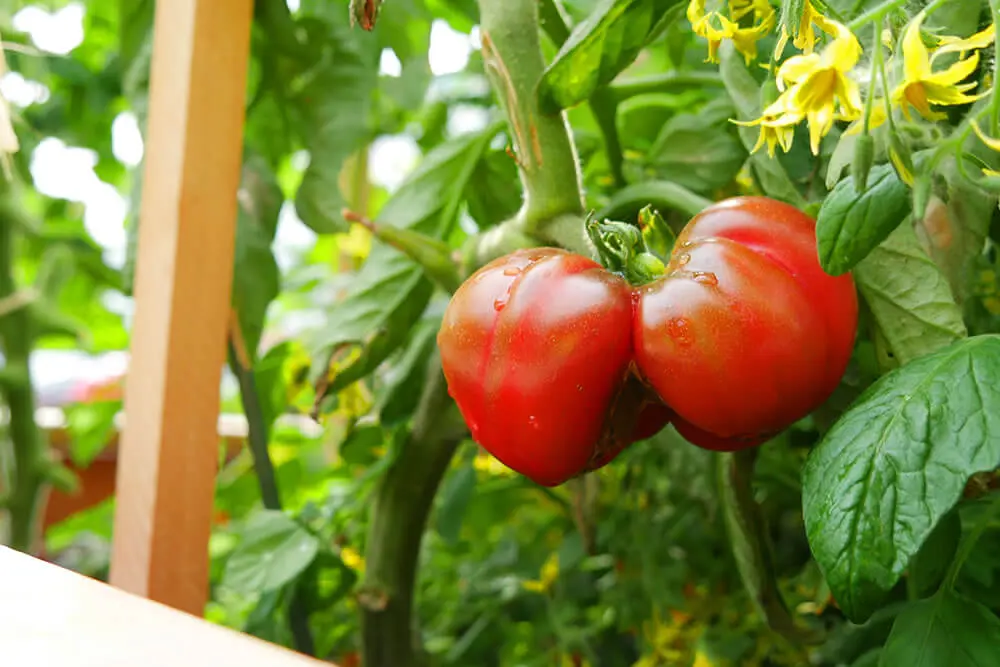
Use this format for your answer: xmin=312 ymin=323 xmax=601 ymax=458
xmin=717 ymin=42 xmax=805 ymax=207
xmin=644 ymin=99 xmax=746 ymax=195
xmin=311 ymin=127 xmax=498 ymax=398
xmin=293 ymin=19 xmax=379 ymax=235
xmin=817 ymin=163 xmax=912 ymax=276
xmin=538 ymin=0 xmax=684 ymax=112
xmin=879 ymin=591 xmax=1000 ymax=667
xmin=802 ymin=335 xmax=1000 ymax=622
xmin=464 ymin=150 xmax=521 ymax=229
xmin=223 ymin=510 xmax=320 ymax=595
xmin=436 ymin=458 xmax=477 ymax=544
xmin=233 ymin=157 xmax=283 ymax=359
xmin=340 ymin=423 xmax=386 ymax=466
xmin=855 ymin=222 xmax=968 ymax=366
xmin=908 ymin=510 xmax=961 ymax=599
xmin=376 ymin=315 xmax=440 ymax=426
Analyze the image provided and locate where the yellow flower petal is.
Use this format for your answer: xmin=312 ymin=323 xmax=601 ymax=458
xmin=972 ymin=119 xmax=1000 ymax=152
xmin=935 ymin=23 xmax=996 ymax=58
xmin=928 ymin=51 xmax=981 ymax=87
xmin=901 ymin=12 xmax=932 ymax=81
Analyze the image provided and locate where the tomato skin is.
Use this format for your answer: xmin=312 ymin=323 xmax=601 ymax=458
xmin=635 ymin=197 xmax=858 ymax=444
xmin=437 ymin=248 xmax=637 ymax=486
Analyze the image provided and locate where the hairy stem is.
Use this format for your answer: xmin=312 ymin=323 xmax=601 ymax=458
xmin=0 ymin=188 xmax=47 ymax=553
xmin=360 ymin=363 xmax=464 ymax=667
xmin=477 ymin=0 xmax=585 ymax=234
xmin=717 ymin=450 xmax=822 ymax=644
xmin=227 ymin=335 xmax=315 ymax=656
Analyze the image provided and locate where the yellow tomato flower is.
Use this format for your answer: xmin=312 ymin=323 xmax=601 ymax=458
xmin=892 ymin=12 xmax=994 ymax=121
xmin=732 ymin=102 xmax=801 ymax=157
xmin=340 ymin=546 xmax=365 ymax=574
xmin=774 ymin=0 xmax=821 ymax=59
xmin=687 ymin=0 xmax=775 ymax=64
xmin=744 ymin=17 xmax=863 ymax=155
xmin=522 ymin=552 xmax=559 ymax=594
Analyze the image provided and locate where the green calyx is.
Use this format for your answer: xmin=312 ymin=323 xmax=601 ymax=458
xmin=586 ymin=206 xmax=668 ymax=286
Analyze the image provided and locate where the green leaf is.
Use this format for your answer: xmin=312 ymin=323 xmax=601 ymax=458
xmin=436 ymin=457 xmax=477 ymax=544
xmin=376 ymin=315 xmax=440 ymax=427
xmin=644 ymin=98 xmax=746 ymax=195
xmin=233 ymin=157 xmax=283 ymax=359
xmin=464 ymin=150 xmax=521 ymax=229
xmin=817 ymin=163 xmax=912 ymax=276
xmin=65 ymin=400 xmax=121 ymax=467
xmin=223 ymin=510 xmax=320 ymax=595
xmin=311 ymin=127 xmax=498 ymax=399
xmin=802 ymin=335 xmax=1000 ymax=623
xmin=879 ymin=591 xmax=1000 ymax=667
xmin=908 ymin=510 xmax=961 ymax=599
xmin=292 ymin=19 xmax=378 ymax=235
xmin=717 ymin=42 xmax=805 ymax=207
xmin=854 ymin=222 xmax=967 ymax=366
xmin=538 ymin=0 xmax=684 ymax=113
xmin=253 ymin=342 xmax=294 ymax=440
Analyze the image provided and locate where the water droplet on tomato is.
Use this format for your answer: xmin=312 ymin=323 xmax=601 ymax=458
xmin=692 ymin=271 xmax=718 ymax=286
xmin=493 ymin=297 xmax=507 ymax=311
xmin=676 ymin=253 xmax=691 ymax=266
xmin=681 ymin=241 xmax=693 ymax=248
xmin=528 ymin=415 xmax=539 ymax=429
xmin=666 ymin=317 xmax=692 ymax=345
xmin=528 ymin=252 xmax=546 ymax=261
xmin=576 ymin=384 xmax=583 ymax=392
xmin=503 ymin=266 xmax=522 ymax=276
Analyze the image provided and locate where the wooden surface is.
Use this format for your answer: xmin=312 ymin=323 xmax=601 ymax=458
xmin=109 ymin=0 xmax=253 ymax=615
xmin=0 ymin=547 xmax=331 ymax=667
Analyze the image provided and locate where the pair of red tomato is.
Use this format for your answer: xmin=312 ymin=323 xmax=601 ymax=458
xmin=437 ymin=197 xmax=859 ymax=486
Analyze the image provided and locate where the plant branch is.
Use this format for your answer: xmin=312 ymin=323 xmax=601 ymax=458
xmin=477 ymin=0 xmax=586 ymax=239
xmin=360 ymin=360 xmax=466 ymax=667
xmin=0 ymin=186 xmax=47 ymax=553
xmin=716 ymin=450 xmax=823 ymax=645
xmin=538 ymin=0 xmax=625 ymax=186
xmin=227 ymin=329 xmax=315 ymax=656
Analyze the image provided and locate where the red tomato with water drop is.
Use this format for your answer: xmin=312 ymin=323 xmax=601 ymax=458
xmin=635 ymin=197 xmax=858 ymax=448
xmin=437 ymin=248 xmax=669 ymax=486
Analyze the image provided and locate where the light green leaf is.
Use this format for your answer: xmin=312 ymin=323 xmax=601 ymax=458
xmin=538 ymin=0 xmax=684 ymax=113
xmin=223 ymin=510 xmax=320 ymax=595
xmin=879 ymin=591 xmax=1000 ymax=667
xmin=817 ymin=163 xmax=912 ymax=275
xmin=802 ymin=336 xmax=1000 ymax=623
xmin=310 ymin=127 xmax=498 ymax=397
xmin=855 ymin=222 xmax=967 ymax=366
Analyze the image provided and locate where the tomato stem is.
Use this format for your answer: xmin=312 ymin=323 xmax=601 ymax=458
xmin=476 ymin=0 xmax=589 ymax=253
xmin=586 ymin=214 xmax=666 ymax=287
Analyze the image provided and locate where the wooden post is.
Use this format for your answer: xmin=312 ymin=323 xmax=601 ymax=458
xmin=109 ymin=0 xmax=253 ymax=615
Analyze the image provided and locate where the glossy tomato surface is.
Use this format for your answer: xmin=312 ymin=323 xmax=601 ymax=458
xmin=635 ymin=197 xmax=858 ymax=444
xmin=438 ymin=248 xmax=637 ymax=486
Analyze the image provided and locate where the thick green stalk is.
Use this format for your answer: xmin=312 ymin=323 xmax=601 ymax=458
xmin=717 ymin=450 xmax=822 ymax=644
xmin=477 ymin=0 xmax=585 ymax=234
xmin=360 ymin=365 xmax=464 ymax=667
xmin=0 ymin=192 xmax=47 ymax=553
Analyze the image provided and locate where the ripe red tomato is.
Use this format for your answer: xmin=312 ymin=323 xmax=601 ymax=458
xmin=634 ymin=197 xmax=858 ymax=445
xmin=437 ymin=248 xmax=667 ymax=486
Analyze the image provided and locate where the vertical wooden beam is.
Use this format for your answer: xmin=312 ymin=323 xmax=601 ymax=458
xmin=109 ymin=0 xmax=253 ymax=616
